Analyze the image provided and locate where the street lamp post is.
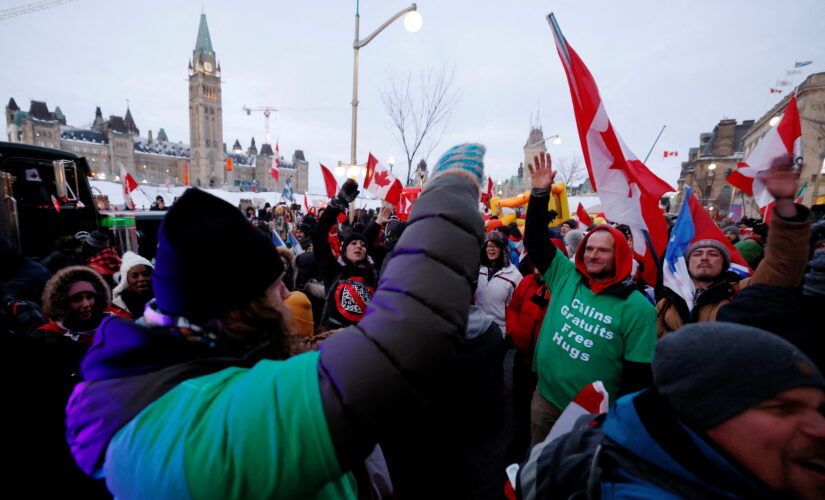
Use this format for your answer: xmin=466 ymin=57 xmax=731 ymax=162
xmin=526 ymin=134 xmax=562 ymax=149
xmin=346 ymin=1 xmax=421 ymax=220
xmin=350 ymin=2 xmax=421 ymax=167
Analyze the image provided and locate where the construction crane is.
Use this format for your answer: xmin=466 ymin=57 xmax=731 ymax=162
xmin=0 ymin=0 xmax=75 ymax=22
xmin=242 ymin=105 xmax=344 ymax=145
xmin=242 ymin=106 xmax=279 ymax=145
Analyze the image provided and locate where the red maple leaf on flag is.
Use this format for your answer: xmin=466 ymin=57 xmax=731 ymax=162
xmin=374 ymin=170 xmax=391 ymax=187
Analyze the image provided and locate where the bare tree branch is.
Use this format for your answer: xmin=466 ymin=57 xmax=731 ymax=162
xmin=690 ymin=168 xmax=720 ymax=206
xmin=554 ymin=155 xmax=585 ymax=187
xmin=381 ymin=66 xmax=460 ymax=186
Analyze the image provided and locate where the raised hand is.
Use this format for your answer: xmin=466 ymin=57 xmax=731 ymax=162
xmin=758 ymin=153 xmax=799 ymax=201
xmin=338 ymin=178 xmax=360 ymax=203
xmin=376 ymin=205 xmax=393 ymax=225
xmin=528 ymin=152 xmax=557 ymax=190
xmin=758 ymin=153 xmax=800 ymax=217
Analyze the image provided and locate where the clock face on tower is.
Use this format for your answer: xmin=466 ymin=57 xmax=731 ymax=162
xmin=204 ymin=61 xmax=213 ymax=73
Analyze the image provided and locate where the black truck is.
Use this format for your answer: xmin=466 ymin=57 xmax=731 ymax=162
xmin=0 ymin=141 xmax=165 ymax=260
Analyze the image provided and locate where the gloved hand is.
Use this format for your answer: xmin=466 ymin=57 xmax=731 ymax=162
xmin=330 ymin=178 xmax=360 ymax=211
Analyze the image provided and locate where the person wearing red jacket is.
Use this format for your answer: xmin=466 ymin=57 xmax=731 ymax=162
xmin=505 ymin=261 xmax=550 ymax=462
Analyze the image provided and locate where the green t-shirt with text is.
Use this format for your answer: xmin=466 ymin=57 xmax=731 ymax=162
xmin=534 ymin=246 xmax=656 ymax=410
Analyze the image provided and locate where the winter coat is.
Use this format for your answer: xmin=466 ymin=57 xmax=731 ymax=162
xmin=505 ymin=274 xmax=549 ymax=365
xmin=31 ymin=264 xmax=121 ymax=377
xmin=381 ymin=305 xmax=505 ymax=499
xmin=516 ymin=389 xmax=773 ymax=499
xmin=477 ymin=263 xmax=522 ymax=335
xmin=312 ymin=205 xmax=379 ymax=329
xmin=64 ymin=172 xmax=484 ymax=499
xmin=656 ymin=204 xmax=812 ymax=335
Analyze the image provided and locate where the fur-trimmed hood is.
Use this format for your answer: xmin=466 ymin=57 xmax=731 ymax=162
xmin=42 ymin=266 xmax=110 ymax=322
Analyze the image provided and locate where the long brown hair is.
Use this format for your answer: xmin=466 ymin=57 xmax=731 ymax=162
xmin=220 ymin=293 xmax=295 ymax=359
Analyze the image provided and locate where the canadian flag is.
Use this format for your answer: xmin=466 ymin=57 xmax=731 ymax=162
xmin=545 ymin=381 xmax=609 ymax=443
xmin=304 ymin=192 xmax=310 ymax=212
xmin=121 ymin=165 xmax=138 ymax=210
xmin=548 ymin=13 xmax=674 ymax=288
xmin=576 ymin=202 xmax=593 ymax=230
xmin=727 ymin=93 xmax=802 ymax=210
xmin=770 ymin=88 xmax=783 ymax=94
xmin=364 ymin=153 xmax=403 ymax=207
xmin=663 ymin=151 xmax=679 ymax=158
xmin=320 ymin=163 xmax=338 ymax=198
xmin=270 ymin=141 xmax=280 ymax=181
xmin=24 ymin=168 xmax=42 ymax=182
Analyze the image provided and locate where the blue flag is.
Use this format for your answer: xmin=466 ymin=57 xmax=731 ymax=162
xmin=663 ymin=187 xmax=697 ymax=310
xmin=281 ymin=177 xmax=294 ymax=203
xmin=794 ymin=60 xmax=813 ymax=68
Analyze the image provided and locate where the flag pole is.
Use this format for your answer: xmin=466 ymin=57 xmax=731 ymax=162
xmin=643 ymin=125 xmax=667 ymax=163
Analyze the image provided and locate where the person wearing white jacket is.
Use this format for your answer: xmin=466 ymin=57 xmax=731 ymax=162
xmin=476 ymin=230 xmax=523 ymax=336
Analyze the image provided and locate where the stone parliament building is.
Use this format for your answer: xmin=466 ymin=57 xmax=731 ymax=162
xmin=4 ymin=14 xmax=308 ymax=194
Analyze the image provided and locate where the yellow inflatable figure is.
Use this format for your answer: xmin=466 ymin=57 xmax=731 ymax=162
xmin=491 ymin=183 xmax=570 ymax=226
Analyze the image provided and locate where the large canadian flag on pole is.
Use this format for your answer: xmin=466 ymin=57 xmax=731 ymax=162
xmin=121 ymin=165 xmax=138 ymax=210
xmin=548 ymin=13 xmax=674 ymax=287
xmin=727 ymin=93 xmax=802 ymax=210
xmin=364 ymin=153 xmax=403 ymax=207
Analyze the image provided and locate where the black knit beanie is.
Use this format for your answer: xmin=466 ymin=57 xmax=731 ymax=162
xmin=653 ymin=322 xmax=825 ymax=430
xmin=152 ymin=188 xmax=284 ymax=322
xmin=342 ymin=232 xmax=367 ymax=251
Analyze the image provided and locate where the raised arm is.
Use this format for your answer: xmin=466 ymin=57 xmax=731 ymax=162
xmin=524 ymin=152 xmax=559 ymax=275
xmin=317 ymin=148 xmax=485 ymax=470
xmin=312 ymin=180 xmax=360 ymax=287
xmin=748 ymin=156 xmax=811 ymax=286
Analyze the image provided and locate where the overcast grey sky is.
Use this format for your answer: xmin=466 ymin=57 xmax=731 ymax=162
xmin=2 ymin=0 xmax=823 ymax=192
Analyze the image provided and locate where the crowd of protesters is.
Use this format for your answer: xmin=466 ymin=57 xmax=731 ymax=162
xmin=2 ymin=142 xmax=824 ymax=499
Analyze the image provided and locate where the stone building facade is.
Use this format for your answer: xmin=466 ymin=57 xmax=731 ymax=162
xmin=4 ymin=14 xmax=307 ymax=194
xmin=676 ymin=118 xmax=754 ymax=218
xmin=521 ymin=125 xmax=547 ymax=190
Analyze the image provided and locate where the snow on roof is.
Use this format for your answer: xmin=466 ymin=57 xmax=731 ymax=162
xmin=133 ymin=138 xmax=190 ymax=158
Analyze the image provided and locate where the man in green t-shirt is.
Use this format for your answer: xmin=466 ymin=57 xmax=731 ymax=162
xmin=523 ymin=152 xmax=657 ymax=446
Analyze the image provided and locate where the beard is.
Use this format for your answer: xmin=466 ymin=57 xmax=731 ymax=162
xmin=690 ymin=268 xmax=723 ymax=283
xmin=585 ymin=261 xmax=615 ymax=281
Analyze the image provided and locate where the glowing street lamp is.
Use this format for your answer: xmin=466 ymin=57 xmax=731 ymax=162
xmin=526 ymin=134 xmax=562 ymax=148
